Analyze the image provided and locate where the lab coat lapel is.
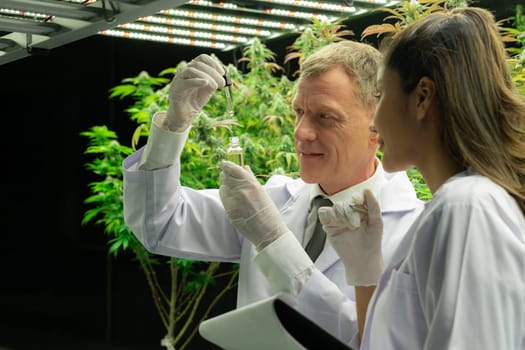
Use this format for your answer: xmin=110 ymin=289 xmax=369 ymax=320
xmin=314 ymin=240 xmax=341 ymax=272
xmin=279 ymin=179 xmax=342 ymax=272
xmin=280 ymin=180 xmax=311 ymax=250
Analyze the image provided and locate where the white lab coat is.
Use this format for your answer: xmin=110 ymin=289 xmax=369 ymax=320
xmin=123 ymin=147 xmax=423 ymax=345
xmin=361 ymin=169 xmax=525 ymax=350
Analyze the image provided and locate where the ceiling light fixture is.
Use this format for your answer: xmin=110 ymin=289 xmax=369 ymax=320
xmin=256 ymin=0 xmax=356 ymax=13
xmin=137 ymin=15 xmax=274 ymax=37
xmin=1 ymin=0 xmax=102 ymax=20
xmin=99 ymin=28 xmax=229 ymax=49
xmin=160 ymin=8 xmax=298 ymax=30
xmin=117 ymin=22 xmax=250 ymax=43
xmin=0 ymin=8 xmax=51 ymax=21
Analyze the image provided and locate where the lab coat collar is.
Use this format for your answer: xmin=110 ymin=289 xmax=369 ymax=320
xmin=377 ymin=170 xmax=423 ymax=213
xmin=280 ymin=163 xmax=423 ymax=272
xmin=309 ymin=159 xmax=388 ymax=205
xmin=283 ymin=162 xmax=422 ymax=215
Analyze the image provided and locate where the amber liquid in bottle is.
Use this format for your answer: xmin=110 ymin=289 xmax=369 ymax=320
xmin=226 ymin=136 xmax=244 ymax=166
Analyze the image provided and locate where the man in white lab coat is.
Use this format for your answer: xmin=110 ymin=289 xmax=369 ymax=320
xmin=122 ymin=41 xmax=424 ymax=345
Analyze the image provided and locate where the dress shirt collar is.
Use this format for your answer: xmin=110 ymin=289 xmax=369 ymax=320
xmin=309 ymin=158 xmax=388 ymax=205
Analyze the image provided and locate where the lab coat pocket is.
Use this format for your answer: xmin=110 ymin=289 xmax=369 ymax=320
xmin=372 ymin=268 xmax=426 ymax=349
xmin=388 ymin=268 xmax=418 ymax=294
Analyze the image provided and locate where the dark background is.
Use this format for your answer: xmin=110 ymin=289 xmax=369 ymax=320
xmin=1 ymin=1 xmax=521 ymax=349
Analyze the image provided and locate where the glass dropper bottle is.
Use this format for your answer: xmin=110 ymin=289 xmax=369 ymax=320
xmin=226 ymin=136 xmax=244 ymax=166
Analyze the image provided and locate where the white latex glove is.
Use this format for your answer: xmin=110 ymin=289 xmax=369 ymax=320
xmin=219 ymin=160 xmax=289 ymax=251
xmin=318 ymin=189 xmax=384 ymax=286
xmin=165 ymin=54 xmax=226 ymax=132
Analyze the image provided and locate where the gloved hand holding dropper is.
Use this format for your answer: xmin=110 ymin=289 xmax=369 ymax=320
xmin=163 ymin=54 xmax=227 ymax=132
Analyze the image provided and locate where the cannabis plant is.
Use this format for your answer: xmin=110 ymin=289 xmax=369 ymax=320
xmin=85 ymin=8 xmax=491 ymax=346
xmin=361 ymin=0 xmax=454 ymax=39
xmin=503 ymin=5 xmax=525 ymax=94
xmin=81 ymin=125 xmax=239 ymax=350
xmin=81 ymin=22 xmax=340 ymax=348
xmin=284 ymin=17 xmax=355 ymax=74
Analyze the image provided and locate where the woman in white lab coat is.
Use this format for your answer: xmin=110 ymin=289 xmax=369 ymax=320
xmin=318 ymin=6 xmax=525 ymax=350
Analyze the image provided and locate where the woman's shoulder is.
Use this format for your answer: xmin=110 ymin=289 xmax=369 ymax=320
xmin=435 ymin=169 xmax=506 ymax=205
xmin=428 ymin=169 xmax=524 ymax=236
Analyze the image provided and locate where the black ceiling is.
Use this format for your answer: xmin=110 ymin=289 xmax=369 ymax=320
xmin=0 ymin=0 xmax=521 ymax=67
xmin=0 ymin=0 xmax=402 ymax=66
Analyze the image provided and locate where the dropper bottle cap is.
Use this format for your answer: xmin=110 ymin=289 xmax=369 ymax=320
xmin=229 ymin=136 xmax=240 ymax=147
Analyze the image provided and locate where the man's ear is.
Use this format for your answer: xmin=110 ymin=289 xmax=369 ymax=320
xmin=414 ymin=76 xmax=436 ymax=121
xmin=369 ymin=128 xmax=379 ymax=144
xmin=368 ymin=112 xmax=379 ymax=144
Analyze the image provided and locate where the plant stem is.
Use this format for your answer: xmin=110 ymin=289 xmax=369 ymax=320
xmin=166 ymin=261 xmax=178 ymax=342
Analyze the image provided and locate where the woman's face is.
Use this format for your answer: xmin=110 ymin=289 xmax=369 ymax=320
xmin=373 ymin=67 xmax=422 ymax=173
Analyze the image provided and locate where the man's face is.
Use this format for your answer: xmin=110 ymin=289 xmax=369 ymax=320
xmin=293 ymin=66 xmax=378 ymax=195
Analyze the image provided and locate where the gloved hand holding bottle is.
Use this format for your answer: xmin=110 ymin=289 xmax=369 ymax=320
xmin=164 ymin=54 xmax=226 ymax=132
xmin=219 ymin=160 xmax=290 ymax=251
xmin=318 ymin=189 xmax=384 ymax=286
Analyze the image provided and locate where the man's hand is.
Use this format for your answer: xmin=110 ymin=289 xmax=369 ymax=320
xmin=318 ymin=189 xmax=384 ymax=286
xmin=219 ymin=161 xmax=289 ymax=251
xmin=166 ymin=54 xmax=226 ymax=132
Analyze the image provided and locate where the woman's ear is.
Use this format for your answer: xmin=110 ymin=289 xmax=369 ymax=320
xmin=414 ymin=76 xmax=436 ymax=121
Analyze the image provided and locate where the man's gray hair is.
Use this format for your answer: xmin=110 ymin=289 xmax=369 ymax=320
xmin=298 ymin=40 xmax=382 ymax=109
